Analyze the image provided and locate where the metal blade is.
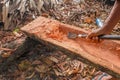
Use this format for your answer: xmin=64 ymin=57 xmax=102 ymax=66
xmin=67 ymin=32 xmax=78 ymax=39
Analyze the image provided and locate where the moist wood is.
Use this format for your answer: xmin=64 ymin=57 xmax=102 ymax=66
xmin=21 ymin=16 xmax=120 ymax=78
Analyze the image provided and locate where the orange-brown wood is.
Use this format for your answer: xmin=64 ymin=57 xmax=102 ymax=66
xmin=21 ymin=16 xmax=120 ymax=77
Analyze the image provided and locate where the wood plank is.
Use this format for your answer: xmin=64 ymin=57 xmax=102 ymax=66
xmin=21 ymin=16 xmax=120 ymax=78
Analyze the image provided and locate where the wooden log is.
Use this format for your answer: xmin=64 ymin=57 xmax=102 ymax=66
xmin=21 ymin=16 xmax=120 ymax=78
xmin=0 ymin=37 xmax=39 ymax=72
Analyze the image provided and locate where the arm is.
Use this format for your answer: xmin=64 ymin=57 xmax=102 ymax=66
xmin=87 ymin=0 xmax=120 ymax=39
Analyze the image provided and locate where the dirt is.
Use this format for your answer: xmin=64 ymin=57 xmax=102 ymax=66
xmin=0 ymin=0 xmax=120 ymax=80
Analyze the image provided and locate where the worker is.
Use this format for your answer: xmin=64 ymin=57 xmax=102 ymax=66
xmin=87 ymin=0 xmax=120 ymax=40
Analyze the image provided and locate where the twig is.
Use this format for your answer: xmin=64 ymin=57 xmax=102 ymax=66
xmin=0 ymin=47 xmax=14 ymax=51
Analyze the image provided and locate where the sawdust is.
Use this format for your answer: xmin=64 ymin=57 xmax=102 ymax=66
xmin=45 ymin=23 xmax=64 ymax=41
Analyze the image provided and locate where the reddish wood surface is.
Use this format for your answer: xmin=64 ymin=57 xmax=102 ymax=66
xmin=21 ymin=16 xmax=120 ymax=77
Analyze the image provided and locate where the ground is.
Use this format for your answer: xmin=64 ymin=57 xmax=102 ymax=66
xmin=0 ymin=0 xmax=119 ymax=80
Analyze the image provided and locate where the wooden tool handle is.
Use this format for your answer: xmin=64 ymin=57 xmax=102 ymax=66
xmin=78 ymin=34 xmax=120 ymax=40
xmin=99 ymin=35 xmax=120 ymax=40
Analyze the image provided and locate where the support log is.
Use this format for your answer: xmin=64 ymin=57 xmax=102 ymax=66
xmin=0 ymin=37 xmax=39 ymax=72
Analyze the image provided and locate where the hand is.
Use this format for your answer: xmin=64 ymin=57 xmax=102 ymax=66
xmin=86 ymin=28 xmax=107 ymax=42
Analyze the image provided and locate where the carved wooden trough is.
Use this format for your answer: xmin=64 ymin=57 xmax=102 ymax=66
xmin=21 ymin=17 xmax=120 ymax=78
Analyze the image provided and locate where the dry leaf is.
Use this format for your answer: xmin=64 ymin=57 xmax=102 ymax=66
xmin=84 ymin=17 xmax=93 ymax=24
xmin=18 ymin=60 xmax=31 ymax=71
xmin=48 ymin=56 xmax=59 ymax=63
xmin=1 ymin=52 xmax=11 ymax=58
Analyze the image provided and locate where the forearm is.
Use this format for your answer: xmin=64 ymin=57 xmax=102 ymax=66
xmin=101 ymin=0 xmax=120 ymax=34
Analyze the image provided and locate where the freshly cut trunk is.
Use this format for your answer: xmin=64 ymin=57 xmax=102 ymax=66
xmin=21 ymin=16 xmax=120 ymax=78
